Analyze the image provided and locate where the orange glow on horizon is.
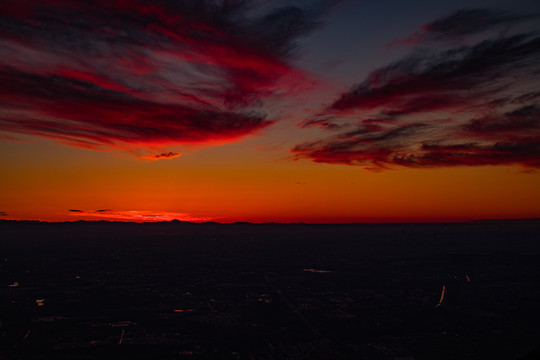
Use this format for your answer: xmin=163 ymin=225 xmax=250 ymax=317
xmin=1 ymin=133 xmax=539 ymax=224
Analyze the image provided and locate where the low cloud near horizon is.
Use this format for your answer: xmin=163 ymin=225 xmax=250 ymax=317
xmin=67 ymin=209 xmax=210 ymax=222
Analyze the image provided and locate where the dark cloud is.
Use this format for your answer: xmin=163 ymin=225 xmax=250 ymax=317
xmin=396 ymin=142 xmax=540 ymax=168
xmin=294 ymin=18 xmax=540 ymax=170
xmin=463 ymin=105 xmax=540 ymax=136
xmin=293 ymin=123 xmax=430 ymax=166
xmin=142 ymin=152 xmax=182 ymax=160
xmin=390 ymin=8 xmax=539 ymax=46
xmin=0 ymin=0 xmax=334 ymax=150
xmin=0 ymin=211 xmax=8 ymax=216
xmin=70 ymin=209 xmax=112 ymax=214
xmin=293 ymin=129 xmax=540 ymax=169
xmin=328 ymin=34 xmax=540 ymax=114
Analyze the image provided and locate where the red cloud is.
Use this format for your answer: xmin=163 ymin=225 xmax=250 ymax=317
xmin=0 ymin=0 xmax=331 ymax=151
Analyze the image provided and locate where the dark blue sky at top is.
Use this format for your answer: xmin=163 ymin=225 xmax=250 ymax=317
xmin=297 ymin=0 xmax=539 ymax=82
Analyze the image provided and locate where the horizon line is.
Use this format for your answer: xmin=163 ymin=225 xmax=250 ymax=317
xmin=1 ymin=218 xmax=539 ymax=225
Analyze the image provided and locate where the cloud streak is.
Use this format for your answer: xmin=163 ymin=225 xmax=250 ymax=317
xmin=141 ymin=152 xmax=182 ymax=160
xmin=67 ymin=209 xmax=211 ymax=222
xmin=294 ymin=10 xmax=540 ymax=170
xmin=0 ymin=0 xmax=334 ymax=151
xmin=389 ymin=8 xmax=539 ymax=46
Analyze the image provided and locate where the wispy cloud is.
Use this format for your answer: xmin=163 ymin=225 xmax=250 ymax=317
xmin=293 ymin=10 xmax=540 ymax=170
xmin=389 ymin=8 xmax=539 ymax=46
xmin=140 ymin=152 xmax=182 ymax=160
xmin=67 ymin=209 xmax=210 ymax=222
xmin=0 ymin=0 xmax=335 ymax=152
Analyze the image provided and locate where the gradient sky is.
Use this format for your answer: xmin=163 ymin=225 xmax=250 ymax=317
xmin=1 ymin=0 xmax=540 ymax=223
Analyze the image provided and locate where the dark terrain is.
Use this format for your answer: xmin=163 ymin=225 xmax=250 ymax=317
xmin=1 ymin=220 xmax=540 ymax=359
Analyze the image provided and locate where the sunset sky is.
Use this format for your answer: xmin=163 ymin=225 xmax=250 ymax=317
xmin=1 ymin=0 xmax=540 ymax=223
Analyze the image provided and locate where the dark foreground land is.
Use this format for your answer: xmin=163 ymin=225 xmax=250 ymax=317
xmin=1 ymin=220 xmax=540 ymax=360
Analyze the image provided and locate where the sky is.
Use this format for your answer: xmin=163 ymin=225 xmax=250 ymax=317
xmin=1 ymin=0 xmax=540 ymax=223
